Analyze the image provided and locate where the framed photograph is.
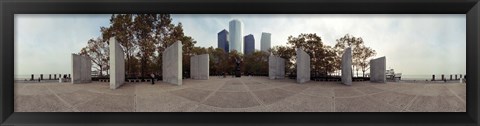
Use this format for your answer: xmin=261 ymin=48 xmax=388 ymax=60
xmin=1 ymin=0 xmax=478 ymax=125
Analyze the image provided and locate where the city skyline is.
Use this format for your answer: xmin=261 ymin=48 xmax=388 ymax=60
xmin=260 ymin=32 xmax=271 ymax=52
xmin=229 ymin=19 xmax=243 ymax=53
xmin=14 ymin=14 xmax=466 ymax=76
xmin=244 ymin=34 xmax=255 ymax=55
xmin=217 ymin=29 xmax=229 ymax=52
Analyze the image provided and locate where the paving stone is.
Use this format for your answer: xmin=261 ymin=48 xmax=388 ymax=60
xmin=252 ymin=88 xmax=295 ymax=104
xmin=245 ymin=83 xmax=277 ymax=91
xmin=335 ymin=96 xmax=402 ymax=112
xmin=75 ymin=94 xmax=134 ymax=112
xmin=396 ymin=85 xmax=454 ymax=96
xmin=300 ymin=87 xmax=335 ymax=97
xmin=283 ymin=94 xmax=334 ymax=112
xmin=445 ymin=84 xmax=466 ymax=96
xmin=334 ymin=88 xmax=364 ymax=98
xmin=355 ymin=86 xmax=385 ymax=95
xmin=135 ymin=93 xmax=197 ymax=112
xmin=191 ymin=83 xmax=223 ymax=91
xmin=14 ymin=77 xmax=466 ymax=112
xmin=203 ymin=91 xmax=260 ymax=108
xmin=169 ymin=88 xmax=213 ymax=102
xmin=15 ymin=94 xmax=70 ymax=112
xmin=262 ymin=100 xmax=299 ymax=112
xmin=15 ymin=84 xmax=53 ymax=95
xmin=279 ymin=85 xmax=310 ymax=93
xmin=56 ymin=89 xmax=103 ymax=107
xmin=369 ymin=91 xmax=416 ymax=109
xmin=47 ymin=84 xmax=84 ymax=94
xmin=218 ymin=84 xmax=248 ymax=92
xmin=407 ymin=96 xmax=466 ymax=112
xmin=192 ymin=104 xmax=269 ymax=112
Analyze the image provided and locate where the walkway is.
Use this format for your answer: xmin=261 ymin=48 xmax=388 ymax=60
xmin=14 ymin=76 xmax=466 ymax=112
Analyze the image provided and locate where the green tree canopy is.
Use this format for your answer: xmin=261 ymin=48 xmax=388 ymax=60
xmin=334 ymin=34 xmax=376 ymax=77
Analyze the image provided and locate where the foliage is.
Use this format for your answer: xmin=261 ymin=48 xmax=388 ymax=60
xmin=208 ymin=47 xmax=229 ymax=75
xmin=81 ymin=14 xmax=196 ymax=78
xmin=334 ymin=34 xmax=376 ymax=77
xmin=79 ymin=37 xmax=109 ymax=76
xmin=270 ymin=46 xmax=295 ymax=75
xmin=289 ymin=33 xmax=337 ymax=76
xmin=243 ymin=51 xmax=269 ymax=75
xmin=81 ymin=15 xmax=377 ymax=79
xmin=101 ymin=14 xmax=135 ymax=76
xmin=270 ymin=33 xmax=376 ymax=77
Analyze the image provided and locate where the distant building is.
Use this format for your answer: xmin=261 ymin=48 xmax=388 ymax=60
xmin=244 ymin=34 xmax=255 ymax=55
xmin=229 ymin=19 xmax=243 ymax=53
xmin=217 ymin=29 xmax=229 ymax=52
xmin=261 ymin=32 xmax=271 ymax=52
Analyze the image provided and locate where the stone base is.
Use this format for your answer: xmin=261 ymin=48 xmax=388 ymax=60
xmin=341 ymin=47 xmax=352 ymax=86
xmin=269 ymin=55 xmax=285 ymax=79
xmin=71 ymin=54 xmax=92 ymax=84
xmin=296 ymin=48 xmax=310 ymax=84
xmin=109 ymin=37 xmax=125 ymax=89
xmin=370 ymin=56 xmax=386 ymax=83
xmin=163 ymin=41 xmax=183 ymax=85
xmin=190 ymin=54 xmax=209 ymax=80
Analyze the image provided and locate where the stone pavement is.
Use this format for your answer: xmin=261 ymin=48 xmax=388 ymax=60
xmin=14 ymin=76 xmax=466 ymax=112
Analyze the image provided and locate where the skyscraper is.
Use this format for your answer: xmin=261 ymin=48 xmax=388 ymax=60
xmin=261 ymin=32 xmax=271 ymax=52
xmin=244 ymin=34 xmax=255 ymax=55
xmin=217 ymin=29 xmax=229 ymax=52
xmin=229 ymin=19 xmax=243 ymax=53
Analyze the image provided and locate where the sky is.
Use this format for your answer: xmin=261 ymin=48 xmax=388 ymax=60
xmin=14 ymin=14 xmax=466 ymax=77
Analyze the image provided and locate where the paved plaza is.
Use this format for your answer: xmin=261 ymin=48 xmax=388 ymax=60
xmin=14 ymin=76 xmax=466 ymax=112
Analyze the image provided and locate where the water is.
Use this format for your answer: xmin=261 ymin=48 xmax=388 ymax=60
xmin=15 ymin=74 xmax=67 ymax=81
xmin=401 ymin=74 xmax=464 ymax=81
xmin=401 ymin=75 xmax=432 ymax=80
xmin=15 ymin=75 xmax=32 ymax=81
xmin=15 ymin=74 xmax=465 ymax=81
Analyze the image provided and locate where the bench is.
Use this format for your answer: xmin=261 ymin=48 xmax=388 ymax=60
xmin=127 ymin=79 xmax=143 ymax=83
xmin=99 ymin=79 xmax=109 ymax=82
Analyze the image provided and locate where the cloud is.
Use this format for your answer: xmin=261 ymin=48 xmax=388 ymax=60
xmin=14 ymin=14 xmax=465 ymax=78
xmin=14 ymin=14 xmax=111 ymax=76
xmin=172 ymin=14 xmax=466 ymax=75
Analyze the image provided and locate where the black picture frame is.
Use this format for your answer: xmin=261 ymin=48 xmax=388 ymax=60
xmin=1 ymin=0 xmax=478 ymax=125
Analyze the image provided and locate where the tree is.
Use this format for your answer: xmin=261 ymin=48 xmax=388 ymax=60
xmin=152 ymin=14 xmax=173 ymax=76
xmin=357 ymin=45 xmax=376 ymax=77
xmin=186 ymin=46 xmax=207 ymax=78
xmin=101 ymin=14 xmax=136 ymax=77
xmin=80 ymin=14 xmax=208 ymax=80
xmin=208 ymin=47 xmax=228 ymax=75
xmin=79 ymin=37 xmax=109 ymax=77
xmin=97 ymin=14 xmax=197 ymax=79
xmin=205 ymin=47 xmax=217 ymax=75
xmin=81 ymin=14 xmax=379 ymax=81
xmin=243 ymin=51 xmax=269 ymax=75
xmin=132 ymin=14 xmax=156 ymax=79
xmin=180 ymin=36 xmax=198 ymax=78
xmin=334 ymin=34 xmax=376 ymax=77
xmin=315 ymin=45 xmax=337 ymax=76
xmin=270 ymin=46 xmax=295 ymax=75
xmin=286 ymin=33 xmax=337 ymax=76
xmin=227 ymin=50 xmax=243 ymax=75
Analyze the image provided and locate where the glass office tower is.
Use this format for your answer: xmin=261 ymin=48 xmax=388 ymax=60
xmin=261 ymin=32 xmax=271 ymax=52
xmin=217 ymin=29 xmax=229 ymax=52
xmin=229 ymin=19 xmax=243 ymax=53
xmin=244 ymin=34 xmax=255 ymax=55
